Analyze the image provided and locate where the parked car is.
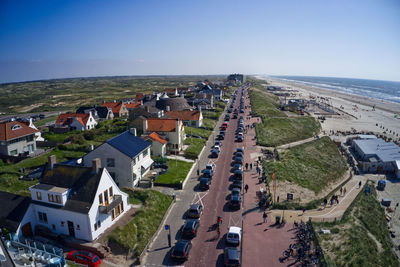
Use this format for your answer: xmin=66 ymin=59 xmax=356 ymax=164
xmin=224 ymin=247 xmax=240 ymax=267
xmin=199 ymin=177 xmax=210 ymax=190
xmin=232 ymin=180 xmax=242 ymax=189
xmin=211 ymin=149 xmax=219 ymax=158
xmin=235 ymin=152 xmax=243 ymax=158
xmin=237 ymin=135 xmax=244 ymax=142
xmin=181 ymin=219 xmax=200 ymax=239
xmin=234 ymin=156 xmax=243 ymax=164
xmin=226 ymin=227 xmax=242 ymax=246
xmin=171 ymin=240 xmax=192 ymax=261
xmin=66 ymin=250 xmax=101 ymax=267
xmin=236 ymin=147 xmax=244 ymax=154
xmin=215 ymin=141 xmax=222 ymax=147
xmin=217 ymin=134 xmax=224 ymax=140
xmin=230 ymin=195 xmax=241 ymax=210
xmin=233 ymin=163 xmax=242 ymax=172
xmin=233 ymin=170 xmax=243 ymax=180
xmin=203 ymin=169 xmax=214 ymax=178
xmin=187 ymin=204 xmax=203 ymax=218
xmin=231 ymin=188 xmax=241 ymax=197
xmin=213 ymin=145 xmax=221 ymax=152
xmin=206 ymin=163 xmax=215 ymax=171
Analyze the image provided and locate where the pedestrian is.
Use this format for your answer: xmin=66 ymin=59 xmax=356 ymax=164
xmin=197 ymin=169 xmax=200 ymax=176
xmin=302 ymin=207 xmax=306 ymax=215
xmin=263 ymin=211 xmax=267 ymax=223
xmin=340 ymin=187 xmax=343 ymax=196
xmin=245 ymin=184 xmax=249 ymax=193
xmin=277 ymin=196 xmax=280 ymax=203
xmin=344 ymin=187 xmax=347 ymax=195
xmin=250 ymin=163 xmax=253 ymax=170
xmin=358 ymin=181 xmax=362 ymax=188
xmin=245 ymin=163 xmax=249 ymax=170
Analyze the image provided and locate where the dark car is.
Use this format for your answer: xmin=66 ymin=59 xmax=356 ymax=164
xmin=66 ymin=250 xmax=101 ymax=267
xmin=171 ymin=240 xmax=192 ymax=261
xmin=234 ymin=156 xmax=243 ymax=164
xmin=181 ymin=219 xmax=200 ymax=239
xmin=230 ymin=195 xmax=241 ymax=209
xmin=234 ymin=170 xmax=243 ymax=180
xmin=233 ymin=163 xmax=242 ymax=172
xmin=199 ymin=177 xmax=210 ymax=190
xmin=231 ymin=188 xmax=241 ymax=197
xmin=232 ymin=180 xmax=242 ymax=189
xmin=235 ymin=152 xmax=243 ymax=158
xmin=187 ymin=204 xmax=203 ymax=218
xmin=237 ymin=135 xmax=244 ymax=142
xmin=224 ymin=247 xmax=240 ymax=267
xmin=236 ymin=147 xmax=244 ymax=154
xmin=203 ymin=169 xmax=214 ymax=178
xmin=232 ymin=114 xmax=238 ymax=119
xmin=215 ymin=141 xmax=222 ymax=147
xmin=211 ymin=149 xmax=219 ymax=158
xmin=219 ymin=130 xmax=226 ymax=135
xmin=217 ymin=134 xmax=225 ymax=140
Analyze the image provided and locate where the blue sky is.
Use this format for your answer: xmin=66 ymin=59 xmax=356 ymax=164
xmin=0 ymin=0 xmax=399 ymax=83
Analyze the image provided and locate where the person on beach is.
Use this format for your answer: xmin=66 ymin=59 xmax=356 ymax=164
xmin=245 ymin=184 xmax=249 ymax=193
xmin=263 ymin=212 xmax=267 ymax=223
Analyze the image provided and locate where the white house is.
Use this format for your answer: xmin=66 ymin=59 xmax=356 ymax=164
xmin=143 ymin=132 xmax=167 ymax=157
xmin=26 ymin=118 xmax=44 ymax=141
xmin=55 ymin=112 xmax=97 ymax=131
xmin=144 ymin=118 xmax=186 ymax=153
xmin=83 ymin=129 xmax=153 ymax=188
xmin=0 ymin=120 xmax=38 ymax=156
xmin=25 ymin=156 xmax=129 ymax=242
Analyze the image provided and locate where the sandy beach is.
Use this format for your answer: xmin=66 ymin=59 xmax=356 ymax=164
xmin=255 ymin=76 xmax=400 ymax=140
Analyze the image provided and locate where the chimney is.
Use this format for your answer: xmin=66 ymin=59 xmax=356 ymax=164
xmin=198 ymin=106 xmax=202 ymax=113
xmin=145 ymin=105 xmax=150 ymax=112
xmin=92 ymin=158 xmax=101 ymax=174
xmin=89 ymin=144 xmax=94 ymax=151
xmin=130 ymin=128 xmax=137 ymax=136
xmin=166 ymin=106 xmax=170 ymax=112
xmin=143 ymin=119 xmax=148 ymax=133
xmin=48 ymin=155 xmax=56 ymax=170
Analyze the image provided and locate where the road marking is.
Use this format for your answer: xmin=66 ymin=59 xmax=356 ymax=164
xmin=193 ymin=192 xmax=208 ymax=205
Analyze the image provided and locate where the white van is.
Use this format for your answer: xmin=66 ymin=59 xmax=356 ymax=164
xmin=226 ymin=226 xmax=241 ymax=245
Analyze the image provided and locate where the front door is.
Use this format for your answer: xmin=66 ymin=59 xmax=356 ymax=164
xmin=21 ymin=222 xmax=33 ymax=237
xmin=67 ymin=221 xmax=75 ymax=238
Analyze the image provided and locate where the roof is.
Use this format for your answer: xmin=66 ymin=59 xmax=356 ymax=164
xmin=40 ymin=164 xmax=102 ymax=213
xmin=357 ymin=135 xmax=378 ymax=140
xmin=76 ymin=106 xmax=112 ymax=119
xmin=0 ymin=191 xmax=31 ymax=232
xmin=102 ymin=102 xmax=124 ymax=114
xmin=125 ymin=102 xmax=141 ymax=109
xmin=0 ymin=120 xmax=38 ymax=141
xmin=147 ymin=132 xmax=167 ymax=144
xmin=354 ymin=138 xmax=400 ymax=162
xmin=56 ymin=113 xmax=91 ymax=127
xmin=166 ymin=110 xmax=201 ymax=121
xmin=107 ymin=130 xmax=151 ymax=158
xmin=228 ymin=226 xmax=242 ymax=233
xmin=155 ymin=98 xmax=192 ymax=111
xmin=146 ymin=118 xmax=180 ymax=132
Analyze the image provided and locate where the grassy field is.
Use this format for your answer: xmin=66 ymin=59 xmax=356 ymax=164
xmin=202 ymin=118 xmax=216 ymax=130
xmin=0 ymin=75 xmax=226 ymax=114
xmin=264 ymin=137 xmax=347 ymax=193
xmin=185 ymin=126 xmax=212 ymax=139
xmin=255 ymin=117 xmax=320 ymax=147
xmin=107 ymin=189 xmax=172 ymax=256
xmin=155 ymin=159 xmax=193 ymax=185
xmin=314 ymin=183 xmax=397 ymax=266
xmin=184 ymin=137 xmax=206 ymax=159
xmin=249 ymin=89 xmax=287 ymax=118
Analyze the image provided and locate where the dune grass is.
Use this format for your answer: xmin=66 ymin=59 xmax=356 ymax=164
xmin=107 ymin=189 xmax=173 ymax=256
xmin=264 ymin=137 xmax=347 ymax=193
xmin=249 ymin=89 xmax=287 ymax=118
xmin=314 ymin=184 xmax=397 ymax=266
xmin=185 ymin=126 xmax=212 ymax=139
xmin=256 ymin=116 xmax=320 ymax=147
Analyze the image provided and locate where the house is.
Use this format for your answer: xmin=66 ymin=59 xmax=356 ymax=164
xmin=25 ymin=155 xmax=129 ymax=242
xmin=129 ymin=106 xmax=165 ymax=134
xmin=186 ymin=93 xmax=214 ymax=110
xmin=353 ymin=138 xmax=400 ymax=176
xmin=102 ymin=101 xmax=129 ymax=117
xmin=227 ymin=74 xmax=244 ymax=84
xmin=166 ymin=110 xmax=203 ymax=127
xmin=200 ymin=86 xmax=223 ymax=101
xmin=20 ymin=118 xmax=44 ymax=141
xmin=125 ymin=102 xmax=141 ymax=111
xmin=155 ymin=97 xmax=193 ymax=111
xmin=144 ymin=118 xmax=185 ymax=153
xmin=142 ymin=132 xmax=167 ymax=157
xmin=83 ymin=129 xmax=153 ymax=187
xmin=76 ymin=106 xmax=114 ymax=121
xmin=0 ymin=191 xmax=32 ymax=236
xmin=0 ymin=120 xmax=39 ymax=156
xmin=55 ymin=112 xmax=97 ymax=131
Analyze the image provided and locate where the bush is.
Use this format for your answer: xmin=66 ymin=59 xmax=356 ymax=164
xmin=83 ymin=130 xmax=95 ymax=140
xmin=64 ymin=134 xmax=85 ymax=145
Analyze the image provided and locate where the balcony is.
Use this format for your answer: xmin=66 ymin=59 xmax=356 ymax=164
xmin=99 ymin=195 xmax=122 ymax=214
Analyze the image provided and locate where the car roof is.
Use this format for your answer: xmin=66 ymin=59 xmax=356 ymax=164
xmin=225 ymin=247 xmax=239 ymax=259
xmin=232 ymin=188 xmax=240 ymax=192
xmin=228 ymin=226 xmax=242 ymax=233
xmin=200 ymin=177 xmax=209 ymax=182
xmin=190 ymin=204 xmax=201 ymax=209
xmin=184 ymin=219 xmax=198 ymax=226
xmin=231 ymin=195 xmax=240 ymax=200
xmin=175 ymin=240 xmax=190 ymax=250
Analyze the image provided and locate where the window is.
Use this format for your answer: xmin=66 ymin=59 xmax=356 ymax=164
xmin=38 ymin=212 xmax=47 ymax=223
xmin=94 ymin=223 xmax=98 ymax=231
xmin=109 ymin=187 xmax=113 ymax=200
xmin=48 ymin=194 xmax=54 ymax=202
xmin=121 ymin=202 xmax=124 ymax=213
xmin=97 ymin=220 xmax=101 ymax=228
xmin=143 ymin=149 xmax=148 ymax=157
xmin=55 ymin=195 xmax=61 ymax=204
xmin=36 ymin=191 xmax=42 ymax=200
xmin=104 ymin=190 xmax=109 ymax=206
xmin=76 ymin=225 xmax=80 ymax=230
xmin=107 ymin=158 xmax=115 ymax=167
xmin=132 ymin=157 xmax=136 ymax=166
xmin=99 ymin=194 xmax=103 ymax=206
xmin=9 ymin=149 xmax=18 ymax=156
xmin=52 ymin=224 xmax=56 ymax=230
xmin=61 ymin=221 xmax=65 ymax=227
xmin=111 ymin=209 xmax=115 ymax=221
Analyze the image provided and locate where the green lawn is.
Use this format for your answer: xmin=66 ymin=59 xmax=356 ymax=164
xmin=202 ymin=118 xmax=216 ymax=130
xmin=184 ymin=137 xmax=206 ymax=159
xmin=107 ymin=189 xmax=173 ymax=256
xmin=314 ymin=184 xmax=397 ymax=266
xmin=0 ymin=148 xmax=86 ymax=196
xmin=255 ymin=116 xmax=321 ymax=147
xmin=264 ymin=137 xmax=347 ymax=193
xmin=155 ymin=159 xmax=193 ymax=185
xmin=249 ymin=89 xmax=287 ymax=118
xmin=185 ymin=126 xmax=212 ymax=139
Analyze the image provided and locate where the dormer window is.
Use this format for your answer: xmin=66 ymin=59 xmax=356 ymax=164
xmin=11 ymin=125 xmax=21 ymax=130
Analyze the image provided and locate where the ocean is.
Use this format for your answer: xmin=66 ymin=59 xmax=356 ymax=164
xmin=272 ymin=76 xmax=400 ymax=104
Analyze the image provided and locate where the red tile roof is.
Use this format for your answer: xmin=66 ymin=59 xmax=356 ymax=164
xmin=125 ymin=102 xmax=141 ymax=109
xmin=56 ymin=113 xmax=90 ymax=126
xmin=135 ymin=94 xmax=144 ymax=102
xmin=166 ymin=110 xmax=201 ymax=121
xmin=102 ymin=102 xmax=124 ymax=114
xmin=146 ymin=118 xmax=181 ymax=132
xmin=0 ymin=121 xmax=38 ymax=141
xmin=147 ymin=132 xmax=167 ymax=144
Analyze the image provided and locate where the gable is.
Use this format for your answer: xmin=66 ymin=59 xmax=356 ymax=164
xmin=0 ymin=121 xmax=38 ymax=141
